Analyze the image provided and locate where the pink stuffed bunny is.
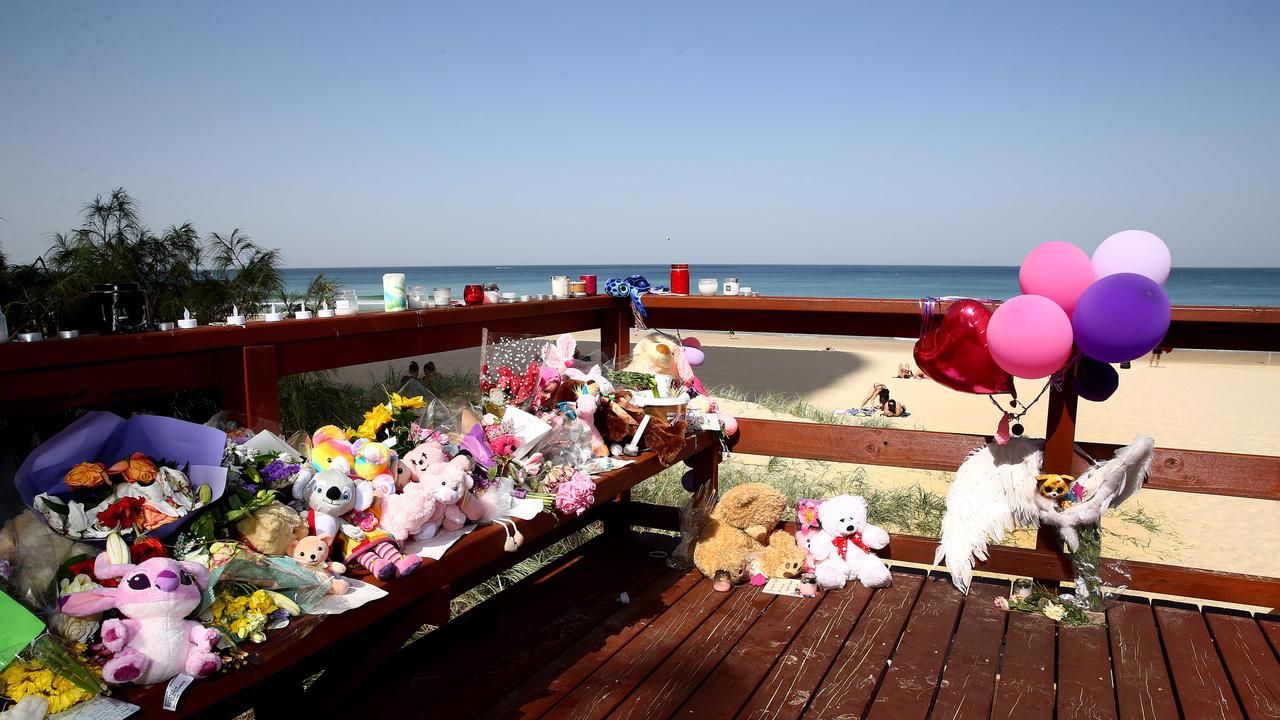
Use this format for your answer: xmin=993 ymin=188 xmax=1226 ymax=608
xmin=574 ymin=395 xmax=610 ymax=457
xmin=59 ymin=553 xmax=221 ymax=685
xmin=381 ymin=457 xmax=473 ymax=540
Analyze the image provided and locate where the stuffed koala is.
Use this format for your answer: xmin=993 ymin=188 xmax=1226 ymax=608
xmin=809 ymin=494 xmax=892 ymax=590
xmin=292 ymin=469 xmax=420 ymax=581
xmin=692 ymin=483 xmax=800 ymax=590
xmin=288 ymin=534 xmax=349 ymax=595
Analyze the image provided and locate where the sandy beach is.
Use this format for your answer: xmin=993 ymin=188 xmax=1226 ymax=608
xmin=335 ymin=329 xmax=1280 ymax=582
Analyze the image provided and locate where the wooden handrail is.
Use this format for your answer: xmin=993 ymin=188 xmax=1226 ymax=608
xmin=731 ymin=418 xmax=1280 ymax=501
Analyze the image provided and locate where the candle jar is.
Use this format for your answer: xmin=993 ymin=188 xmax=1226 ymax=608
xmin=800 ymin=572 xmax=818 ymax=598
xmin=722 ymin=277 xmax=740 ymax=296
xmin=580 ymin=274 xmax=598 ymax=295
xmin=383 ymin=273 xmax=407 ymax=312
xmin=483 ymin=286 xmax=500 ymax=304
xmin=433 ymin=287 xmax=452 ymax=306
xmin=463 ymin=284 xmax=484 ymax=306
xmin=335 ymin=289 xmax=360 ymax=316
xmin=670 ymin=264 xmax=690 ymax=295
xmin=501 ymin=292 xmax=517 ymax=303
xmin=569 ymin=280 xmax=587 ymax=296
xmin=89 ymin=282 xmax=151 ymax=334
xmin=697 ymin=278 xmax=718 ymax=296
xmin=408 ymin=285 xmax=428 ymax=309
xmin=550 ymin=275 xmax=570 ymax=298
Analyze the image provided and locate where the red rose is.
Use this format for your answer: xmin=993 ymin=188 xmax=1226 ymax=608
xmin=130 ymin=536 xmax=167 ymax=563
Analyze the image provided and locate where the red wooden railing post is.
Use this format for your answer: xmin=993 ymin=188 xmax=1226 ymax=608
xmin=219 ymin=345 xmax=282 ymax=431
xmin=1037 ymin=373 xmax=1079 ymax=588
xmin=600 ymin=300 xmax=635 ymax=535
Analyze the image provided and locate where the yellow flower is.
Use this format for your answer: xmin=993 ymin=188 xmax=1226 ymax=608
xmin=343 ymin=426 xmax=360 ymax=441
xmin=248 ymin=590 xmax=277 ymax=615
xmin=364 ymin=403 xmax=393 ymax=427
xmin=1043 ymin=602 xmax=1067 ymax=621
xmin=390 ymin=393 xmax=424 ymax=409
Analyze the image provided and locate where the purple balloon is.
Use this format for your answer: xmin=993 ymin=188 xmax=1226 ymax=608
xmin=1073 ymin=273 xmax=1171 ymax=363
xmin=1074 ymin=356 xmax=1119 ymax=402
xmin=681 ymin=470 xmax=700 ymax=492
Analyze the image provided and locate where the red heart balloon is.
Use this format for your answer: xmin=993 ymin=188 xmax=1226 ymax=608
xmin=913 ymin=300 xmax=1014 ymax=395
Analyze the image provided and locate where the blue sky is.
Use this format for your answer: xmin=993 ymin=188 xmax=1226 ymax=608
xmin=2 ymin=2 xmax=1277 ymax=267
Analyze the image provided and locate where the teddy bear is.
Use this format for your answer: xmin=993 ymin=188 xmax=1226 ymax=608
xmin=235 ymin=501 xmax=308 ymax=556
xmin=809 ymin=494 xmax=892 ymax=590
xmin=292 ymin=469 xmax=421 ymax=580
xmin=352 ymin=438 xmax=397 ymax=494
xmin=692 ymin=483 xmax=804 ymax=591
xmin=794 ymin=499 xmax=823 ymax=573
xmin=380 ymin=456 xmax=474 ymax=540
xmin=287 ymin=534 xmax=350 ymax=595
xmin=745 ymin=531 xmax=807 ymax=585
xmin=393 ymin=435 xmax=450 ymax=489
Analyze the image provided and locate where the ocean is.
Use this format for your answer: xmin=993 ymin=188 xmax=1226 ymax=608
xmin=280 ymin=265 xmax=1280 ymax=308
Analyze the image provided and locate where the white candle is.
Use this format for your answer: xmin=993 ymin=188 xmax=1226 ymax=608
xmin=227 ymin=306 xmax=246 ymax=326
xmin=265 ymin=303 xmax=284 ymax=322
xmin=294 ymin=301 xmax=313 ymax=320
xmin=178 ymin=307 xmax=198 ymax=329
xmin=722 ymin=278 xmax=740 ymax=296
xmin=551 ymin=275 xmax=570 ymax=298
xmin=625 ymin=415 xmax=651 ymax=455
xmin=698 ymin=278 xmax=718 ymax=296
xmin=317 ymin=301 xmax=335 ymax=318
xmin=433 ymin=287 xmax=451 ymax=305
xmin=383 ymin=273 xmax=406 ymax=312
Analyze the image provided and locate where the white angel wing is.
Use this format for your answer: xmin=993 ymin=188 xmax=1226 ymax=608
xmin=1038 ymin=435 xmax=1155 ymax=550
xmin=934 ymin=437 xmax=1044 ymax=593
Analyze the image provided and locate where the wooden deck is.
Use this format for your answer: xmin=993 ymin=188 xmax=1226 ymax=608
xmin=361 ymin=531 xmax=1280 ymax=720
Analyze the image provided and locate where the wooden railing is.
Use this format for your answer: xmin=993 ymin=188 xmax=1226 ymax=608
xmin=2 ymin=294 xmax=1279 ymax=606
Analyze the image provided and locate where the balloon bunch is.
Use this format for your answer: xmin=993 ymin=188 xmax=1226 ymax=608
xmin=915 ymin=230 xmax=1173 ymax=408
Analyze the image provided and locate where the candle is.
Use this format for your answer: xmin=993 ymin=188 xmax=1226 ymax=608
xmin=569 ymin=280 xmax=587 ymax=296
xmin=294 ymin=301 xmax=313 ymax=320
xmin=501 ymin=292 xmax=517 ymax=303
xmin=625 ymin=415 xmax=651 ymax=455
xmin=178 ymin=307 xmax=198 ymax=329
xmin=519 ymin=294 xmax=531 ymax=302
xmin=156 ymin=322 xmax=176 ymax=331
xmin=408 ymin=285 xmax=428 ymax=309
xmin=739 ymin=286 xmax=753 ymax=296
xmin=433 ymin=287 xmax=452 ymax=305
xmin=484 ymin=289 xmax=500 ymax=304
xmin=551 ymin=275 xmax=570 ymax=298
xmin=317 ymin=301 xmax=335 ymax=318
xmin=722 ymin=278 xmax=740 ymax=296
xmin=698 ymin=278 xmax=718 ymax=296
xmin=383 ymin=273 xmax=407 ymax=312
xmin=58 ymin=330 xmax=81 ymax=339
xmin=463 ymin=284 xmax=484 ymax=306
xmin=670 ymin=264 xmax=690 ymax=295
xmin=580 ymin=274 xmax=598 ymax=295
xmin=335 ymin=290 xmax=358 ymax=316
xmin=265 ymin=303 xmax=284 ymax=322
xmin=227 ymin=306 xmax=246 ymax=326
xmin=15 ymin=331 xmax=42 ymax=342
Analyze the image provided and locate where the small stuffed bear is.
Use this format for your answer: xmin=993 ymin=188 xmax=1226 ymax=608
xmin=692 ymin=483 xmax=803 ymax=591
xmin=292 ymin=469 xmax=421 ymax=581
xmin=809 ymin=494 xmax=892 ymax=590
xmin=236 ymin=501 xmax=307 ymax=556
xmin=746 ymin=531 xmax=807 ymax=585
xmin=352 ymin=438 xmax=398 ymax=494
xmin=394 ymin=436 xmax=450 ymax=489
xmin=794 ymin=499 xmax=823 ymax=573
xmin=288 ymin=534 xmax=350 ymax=595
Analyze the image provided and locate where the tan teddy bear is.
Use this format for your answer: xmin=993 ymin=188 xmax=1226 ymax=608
xmin=692 ymin=483 xmax=806 ymax=591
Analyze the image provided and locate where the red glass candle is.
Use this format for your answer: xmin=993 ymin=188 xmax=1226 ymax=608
xmin=670 ymin=264 xmax=690 ymax=295
xmin=463 ymin=284 xmax=484 ymax=306
xmin=580 ymin=274 xmax=598 ymax=295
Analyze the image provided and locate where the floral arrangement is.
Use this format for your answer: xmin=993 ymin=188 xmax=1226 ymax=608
xmin=348 ymin=392 xmax=425 ymax=443
xmin=206 ymin=588 xmax=293 ymax=645
xmin=1 ymin=639 xmax=103 ymax=714
xmin=479 ymin=333 xmax=550 ymax=413
xmin=994 ymin=578 xmax=1100 ymax=626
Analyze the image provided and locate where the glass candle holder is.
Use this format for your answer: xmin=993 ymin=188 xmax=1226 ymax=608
xmin=408 ymin=285 xmax=429 ymax=309
xmin=722 ymin=277 xmax=740 ymax=296
xmin=551 ymin=275 xmax=570 ymax=298
xmin=670 ymin=264 xmax=690 ymax=295
xmin=335 ymin=289 xmax=360 ymax=316
xmin=580 ymin=274 xmax=598 ymax=295
xmin=433 ymin=287 xmax=452 ymax=306
xmin=383 ymin=272 xmax=407 ymax=312
xmin=463 ymin=284 xmax=484 ymax=306
xmin=698 ymin=278 xmax=718 ymax=296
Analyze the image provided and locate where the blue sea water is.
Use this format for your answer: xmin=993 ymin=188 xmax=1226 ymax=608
xmin=280 ymin=265 xmax=1280 ymax=307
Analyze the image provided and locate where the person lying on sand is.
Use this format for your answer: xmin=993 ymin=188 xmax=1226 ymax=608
xmin=897 ymin=363 xmax=925 ymax=379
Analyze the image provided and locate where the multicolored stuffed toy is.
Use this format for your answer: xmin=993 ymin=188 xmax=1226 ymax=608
xmin=308 ymin=425 xmax=355 ymax=475
xmin=59 ymin=554 xmax=221 ymax=685
xmin=352 ymin=438 xmax=397 ymax=494
xmin=292 ymin=469 xmax=420 ymax=580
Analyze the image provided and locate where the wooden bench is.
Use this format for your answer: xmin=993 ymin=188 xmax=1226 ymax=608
xmin=3 ymin=296 xmax=1278 ymax=718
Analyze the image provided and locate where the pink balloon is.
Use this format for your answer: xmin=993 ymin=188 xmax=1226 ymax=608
xmin=1019 ymin=241 xmax=1094 ymax=317
xmin=682 ymin=346 xmax=706 ymax=366
xmin=987 ymin=294 xmax=1074 ymax=379
xmin=1093 ymin=230 xmax=1172 ymax=285
xmin=682 ymin=337 xmax=702 ymax=349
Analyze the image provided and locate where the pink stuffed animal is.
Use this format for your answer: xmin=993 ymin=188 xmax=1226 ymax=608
xmin=59 ymin=553 xmax=221 ymax=685
xmin=574 ymin=394 xmax=609 ymax=457
xmin=795 ymin=499 xmax=823 ymax=573
xmin=381 ymin=457 xmax=473 ymax=540
xmin=393 ymin=436 xmax=449 ymax=489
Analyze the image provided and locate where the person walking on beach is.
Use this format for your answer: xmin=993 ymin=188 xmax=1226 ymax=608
xmin=1149 ymin=347 xmax=1171 ymax=367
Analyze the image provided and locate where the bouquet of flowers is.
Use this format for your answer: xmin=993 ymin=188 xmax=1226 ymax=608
xmin=479 ymin=331 xmax=549 ymax=415
xmin=16 ymin=413 xmax=227 ymax=541
xmin=347 ymin=392 xmax=426 ymax=446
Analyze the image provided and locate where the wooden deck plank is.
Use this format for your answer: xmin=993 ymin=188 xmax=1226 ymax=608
xmin=485 ymin=569 xmax=703 ymax=720
xmin=415 ymin=537 xmax=676 ymax=716
xmin=801 ymin=571 xmax=926 ymax=719
xmin=928 ymin=580 xmax=1009 ymax=720
xmin=1155 ymin=603 xmax=1245 ymax=720
xmin=608 ymin=587 xmax=774 ymax=719
xmin=1107 ymin=599 xmax=1179 ymax=720
xmin=1057 ymin=623 xmax=1119 ymax=719
xmin=675 ymin=595 xmax=821 ymax=719
xmin=738 ymin=583 xmax=876 ymax=720
xmin=543 ymin=578 xmax=732 ymax=719
xmin=1260 ymin=616 xmax=1280 ymax=656
xmin=1206 ymin=611 xmax=1280 ymax=719
xmin=865 ymin=574 xmax=966 ymax=720
xmin=992 ymin=611 xmax=1057 ymax=720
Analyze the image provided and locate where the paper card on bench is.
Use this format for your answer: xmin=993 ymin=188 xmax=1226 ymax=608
xmin=509 ymin=497 xmax=544 ymax=520
xmin=310 ymin=578 xmax=388 ymax=615
xmin=403 ymin=525 xmax=476 ymax=559
xmin=50 ymin=696 xmax=140 ymax=720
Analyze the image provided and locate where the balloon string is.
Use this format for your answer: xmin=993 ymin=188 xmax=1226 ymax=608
xmin=988 ymin=380 xmax=1051 ymax=421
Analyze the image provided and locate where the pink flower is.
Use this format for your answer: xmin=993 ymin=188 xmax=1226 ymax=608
xmin=994 ymin=597 xmax=1010 ymax=610
xmin=555 ymin=476 xmax=596 ymax=516
xmin=489 ymin=434 xmax=520 ymax=457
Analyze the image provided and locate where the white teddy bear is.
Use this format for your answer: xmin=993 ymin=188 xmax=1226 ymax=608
xmin=809 ymin=494 xmax=893 ymax=590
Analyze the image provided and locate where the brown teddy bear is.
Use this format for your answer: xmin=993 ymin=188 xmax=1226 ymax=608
xmin=235 ymin=501 xmax=308 ymax=556
xmin=692 ymin=483 xmax=806 ymax=591
xmin=288 ymin=534 xmax=350 ymax=596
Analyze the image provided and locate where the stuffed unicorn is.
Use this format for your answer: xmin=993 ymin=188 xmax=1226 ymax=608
xmin=59 ymin=554 xmax=221 ymax=685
